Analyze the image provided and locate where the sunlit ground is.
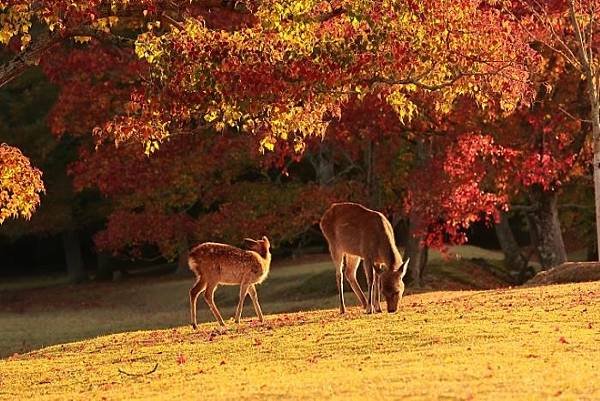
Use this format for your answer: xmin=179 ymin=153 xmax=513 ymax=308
xmin=0 ymin=246 xmax=512 ymax=357
xmin=1 ymin=280 xmax=598 ymax=400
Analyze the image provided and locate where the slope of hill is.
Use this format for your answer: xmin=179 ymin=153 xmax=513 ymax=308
xmin=1 ymin=281 xmax=598 ymax=401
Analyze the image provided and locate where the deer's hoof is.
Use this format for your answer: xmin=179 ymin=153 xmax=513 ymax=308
xmin=191 ymin=323 xmax=198 ymax=330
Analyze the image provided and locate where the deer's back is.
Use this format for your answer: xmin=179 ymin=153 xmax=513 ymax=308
xmin=188 ymin=242 xmax=267 ymax=285
xmin=320 ymin=202 xmax=397 ymax=264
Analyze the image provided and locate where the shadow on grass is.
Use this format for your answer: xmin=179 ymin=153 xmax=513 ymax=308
xmin=0 ymin=253 xmax=514 ymax=358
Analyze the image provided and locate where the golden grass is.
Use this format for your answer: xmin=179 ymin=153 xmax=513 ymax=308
xmin=1 ymin=281 xmax=599 ymax=401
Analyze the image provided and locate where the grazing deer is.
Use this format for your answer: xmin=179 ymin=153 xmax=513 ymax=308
xmin=320 ymin=202 xmax=409 ymax=314
xmin=188 ymin=236 xmax=271 ymax=328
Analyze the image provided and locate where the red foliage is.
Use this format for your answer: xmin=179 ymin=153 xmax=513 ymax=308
xmin=407 ymin=134 xmax=515 ymax=248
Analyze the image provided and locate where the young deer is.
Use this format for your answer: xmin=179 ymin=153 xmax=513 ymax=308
xmin=320 ymin=202 xmax=409 ymax=314
xmin=188 ymin=236 xmax=271 ymax=328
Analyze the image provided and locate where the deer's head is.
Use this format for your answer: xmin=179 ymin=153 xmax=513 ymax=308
xmin=243 ymin=236 xmax=271 ymax=259
xmin=380 ymin=258 xmax=410 ymax=313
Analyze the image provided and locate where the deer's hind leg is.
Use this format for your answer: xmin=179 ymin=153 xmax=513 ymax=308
xmin=332 ymin=250 xmax=346 ymax=314
xmin=363 ymin=258 xmax=380 ymax=314
xmin=190 ymin=276 xmax=207 ymax=329
xmin=344 ymin=255 xmax=367 ymax=309
xmin=248 ymin=284 xmax=264 ymax=322
xmin=203 ymin=281 xmax=225 ymax=326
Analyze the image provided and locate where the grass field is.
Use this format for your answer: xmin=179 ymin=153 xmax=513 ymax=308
xmin=0 ymin=248 xmax=510 ymax=358
xmin=0 ymin=281 xmax=598 ymax=400
xmin=0 ymin=249 xmax=598 ymax=400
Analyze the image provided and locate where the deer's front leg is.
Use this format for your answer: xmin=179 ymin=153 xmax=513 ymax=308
xmin=235 ymin=281 xmax=251 ymax=323
xmin=373 ymin=273 xmax=382 ymax=313
xmin=365 ymin=258 xmax=376 ymax=314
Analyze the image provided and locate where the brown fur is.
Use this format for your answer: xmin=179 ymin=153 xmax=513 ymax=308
xmin=188 ymin=236 xmax=271 ymax=327
xmin=320 ymin=202 xmax=409 ymax=314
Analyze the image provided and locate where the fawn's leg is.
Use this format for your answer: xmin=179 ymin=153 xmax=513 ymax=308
xmin=248 ymin=284 xmax=264 ymax=322
xmin=203 ymin=282 xmax=225 ymax=326
xmin=189 ymin=277 xmax=207 ymax=329
xmin=235 ymin=281 xmax=251 ymax=323
xmin=344 ymin=255 xmax=367 ymax=309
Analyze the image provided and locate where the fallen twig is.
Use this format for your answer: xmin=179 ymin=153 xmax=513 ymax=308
xmin=118 ymin=363 xmax=158 ymax=377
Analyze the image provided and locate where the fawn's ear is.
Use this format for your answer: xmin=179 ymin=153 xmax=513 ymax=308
xmin=243 ymin=238 xmax=258 ymax=249
xmin=261 ymin=236 xmax=270 ymax=247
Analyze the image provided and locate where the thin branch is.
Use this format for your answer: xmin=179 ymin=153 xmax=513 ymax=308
xmin=558 ymin=203 xmax=594 ymax=210
xmin=503 ymin=4 xmax=581 ymax=70
xmin=532 ymin=0 xmax=582 ymax=64
xmin=558 ymin=105 xmax=593 ymax=123
xmin=569 ymin=0 xmax=591 ymax=69
xmin=161 ymin=12 xmax=185 ymax=31
xmin=118 ymin=363 xmax=159 ymax=376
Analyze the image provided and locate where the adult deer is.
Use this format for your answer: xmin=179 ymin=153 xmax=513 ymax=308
xmin=188 ymin=236 xmax=271 ymax=327
xmin=320 ymin=202 xmax=409 ymax=314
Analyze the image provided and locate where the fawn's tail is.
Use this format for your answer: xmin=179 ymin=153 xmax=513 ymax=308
xmin=188 ymin=255 xmax=200 ymax=276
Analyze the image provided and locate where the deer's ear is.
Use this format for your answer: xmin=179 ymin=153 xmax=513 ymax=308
xmin=400 ymin=258 xmax=410 ymax=278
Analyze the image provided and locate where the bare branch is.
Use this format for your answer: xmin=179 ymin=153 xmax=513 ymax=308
xmin=503 ymin=3 xmax=581 ymax=69
xmin=118 ymin=363 xmax=159 ymax=376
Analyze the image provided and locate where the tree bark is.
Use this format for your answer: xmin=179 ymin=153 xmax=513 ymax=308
xmin=526 ymin=187 xmax=567 ymax=269
xmin=95 ymin=253 xmax=114 ymax=281
xmin=404 ymin=139 xmax=430 ymax=286
xmin=176 ymin=234 xmax=190 ymax=275
xmin=494 ymin=211 xmax=531 ymax=283
xmin=589 ymin=94 xmax=600 ymax=262
xmin=315 ymin=142 xmax=335 ymax=186
xmin=406 ymin=235 xmax=428 ymax=287
xmin=568 ymin=1 xmax=600 ymax=261
xmin=406 ymin=209 xmax=428 ymax=287
xmin=62 ymin=229 xmax=87 ymax=283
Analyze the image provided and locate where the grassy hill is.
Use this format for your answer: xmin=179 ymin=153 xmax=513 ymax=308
xmin=1 ymin=280 xmax=598 ymax=400
xmin=0 ymin=249 xmax=510 ymax=358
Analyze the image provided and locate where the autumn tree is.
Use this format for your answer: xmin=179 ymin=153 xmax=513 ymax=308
xmin=0 ymin=1 xmax=538 ymax=222
xmin=506 ymin=0 xmax=600 ymax=260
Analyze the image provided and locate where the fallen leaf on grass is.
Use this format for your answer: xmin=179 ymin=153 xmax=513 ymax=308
xmin=177 ymin=354 xmax=187 ymax=365
xmin=558 ymin=336 xmax=569 ymax=344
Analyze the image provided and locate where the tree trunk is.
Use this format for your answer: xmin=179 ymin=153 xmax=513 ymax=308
xmin=494 ymin=211 xmax=532 ymax=283
xmin=568 ymin=0 xmax=600 ymax=262
xmin=590 ymin=96 xmax=600 ymax=262
xmin=404 ymin=139 xmax=430 ymax=286
xmin=176 ymin=235 xmax=191 ymax=275
xmin=406 ymin=212 xmax=428 ymax=287
xmin=95 ymin=253 xmax=114 ymax=281
xmin=314 ymin=142 xmax=335 ymax=186
xmin=526 ymin=187 xmax=567 ymax=269
xmin=62 ymin=229 xmax=87 ymax=283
